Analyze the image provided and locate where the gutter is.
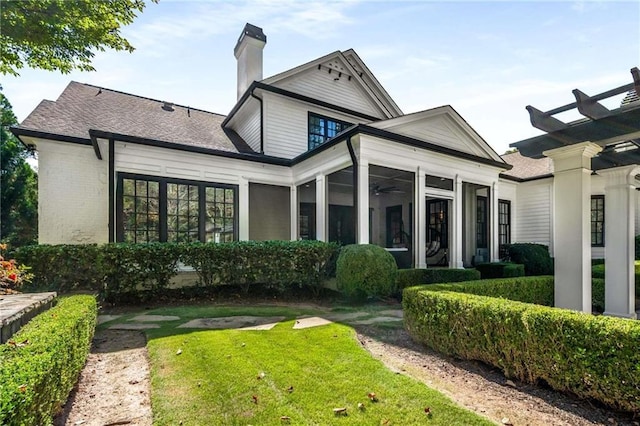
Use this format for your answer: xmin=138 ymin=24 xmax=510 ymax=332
xmin=346 ymin=137 xmax=358 ymax=236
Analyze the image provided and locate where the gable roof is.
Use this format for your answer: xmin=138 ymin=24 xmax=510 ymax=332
xmin=14 ymin=81 xmax=251 ymax=153
xmin=368 ymin=105 xmax=505 ymax=163
xmin=262 ymin=50 xmax=401 ymax=119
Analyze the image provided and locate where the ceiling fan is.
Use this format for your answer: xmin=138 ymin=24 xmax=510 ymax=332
xmin=371 ymin=183 xmax=405 ymax=196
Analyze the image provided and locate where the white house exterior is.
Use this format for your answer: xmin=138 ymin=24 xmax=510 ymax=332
xmin=12 ymin=24 xmax=640 ymax=316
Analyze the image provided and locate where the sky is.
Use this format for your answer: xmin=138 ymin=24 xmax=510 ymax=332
xmin=3 ymin=0 xmax=640 ymax=157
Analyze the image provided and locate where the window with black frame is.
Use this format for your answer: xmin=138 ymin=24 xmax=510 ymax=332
xmin=427 ymin=199 xmax=448 ymax=249
xmin=118 ymin=174 xmax=237 ymax=243
xmin=498 ymin=199 xmax=511 ymax=258
xmin=476 ymin=196 xmax=488 ymax=249
xmin=308 ymin=113 xmax=352 ymax=150
xmin=591 ymin=195 xmax=604 ymax=247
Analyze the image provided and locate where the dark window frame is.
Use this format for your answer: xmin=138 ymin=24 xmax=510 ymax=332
xmin=116 ymin=173 xmax=238 ymax=243
xmin=476 ymin=196 xmax=488 ymax=249
xmin=498 ymin=199 xmax=511 ymax=258
xmin=308 ymin=112 xmax=352 ymax=150
xmin=591 ymin=195 xmax=605 ymax=247
xmin=427 ymin=199 xmax=448 ymax=249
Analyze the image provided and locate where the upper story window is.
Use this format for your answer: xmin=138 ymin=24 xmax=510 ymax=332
xmin=308 ymin=112 xmax=352 ymax=150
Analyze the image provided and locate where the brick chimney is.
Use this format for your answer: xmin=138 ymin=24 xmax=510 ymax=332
xmin=234 ymin=23 xmax=266 ymax=100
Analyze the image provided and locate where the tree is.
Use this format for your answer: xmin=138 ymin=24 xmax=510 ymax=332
xmin=1 ymin=89 xmax=38 ymax=247
xmin=1 ymin=0 xmax=155 ymax=76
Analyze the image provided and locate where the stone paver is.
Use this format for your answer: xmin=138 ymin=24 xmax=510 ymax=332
xmin=109 ymin=323 xmax=160 ymax=330
xmin=130 ymin=314 xmax=180 ymax=322
xmin=378 ymin=309 xmax=404 ymax=318
xmin=325 ymin=312 xmax=369 ymax=321
xmin=178 ymin=316 xmax=286 ymax=330
xmin=239 ymin=322 xmax=280 ymax=331
xmin=352 ymin=316 xmax=403 ymax=325
xmin=98 ymin=314 xmax=122 ymax=325
xmin=293 ymin=316 xmax=333 ymax=329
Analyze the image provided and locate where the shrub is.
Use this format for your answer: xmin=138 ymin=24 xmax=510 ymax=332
xmin=592 ymin=278 xmax=605 ymax=312
xmin=592 ymin=262 xmax=640 ymax=300
xmin=506 ymin=243 xmax=553 ymax=276
xmin=0 ymin=295 xmax=97 ymax=425
xmin=0 ymin=244 xmax=32 ymax=294
xmin=336 ymin=244 xmax=397 ymax=299
xmin=403 ymin=286 xmax=640 ymax=413
xmin=475 ymin=262 xmax=525 ymax=279
xmin=396 ymin=268 xmax=480 ymax=292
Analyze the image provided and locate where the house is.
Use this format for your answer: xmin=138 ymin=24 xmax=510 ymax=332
xmin=11 ymin=24 xmax=640 ymax=317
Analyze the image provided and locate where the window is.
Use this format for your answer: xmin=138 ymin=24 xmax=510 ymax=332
xmin=308 ymin=113 xmax=352 ymax=150
xmin=427 ymin=199 xmax=448 ymax=249
xmin=476 ymin=196 xmax=488 ymax=249
xmin=498 ymin=200 xmax=511 ymax=258
xmin=591 ymin=195 xmax=604 ymax=247
xmin=117 ymin=174 xmax=237 ymax=243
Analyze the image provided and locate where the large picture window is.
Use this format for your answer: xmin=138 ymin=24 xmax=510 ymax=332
xmin=308 ymin=112 xmax=352 ymax=150
xmin=498 ymin=199 xmax=511 ymax=258
xmin=591 ymin=195 xmax=604 ymax=247
xmin=117 ymin=174 xmax=237 ymax=243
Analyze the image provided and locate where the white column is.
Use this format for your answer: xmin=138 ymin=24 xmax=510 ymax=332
xmin=415 ymin=168 xmax=427 ymax=268
xmin=357 ymin=160 xmax=370 ymax=244
xmin=490 ymin=181 xmax=500 ymax=262
xmin=543 ymin=142 xmax=602 ymax=313
xmin=238 ymin=177 xmax=250 ymax=241
xmin=315 ymin=174 xmax=326 ymax=242
xmin=597 ymin=165 xmax=640 ymax=319
xmin=290 ymin=184 xmax=298 ymax=241
xmin=451 ymin=175 xmax=464 ymax=268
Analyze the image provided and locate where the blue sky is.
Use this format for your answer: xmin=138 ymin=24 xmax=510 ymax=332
xmin=3 ymin=0 xmax=639 ymax=155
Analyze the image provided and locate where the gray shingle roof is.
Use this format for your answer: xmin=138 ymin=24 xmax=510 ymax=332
xmin=17 ymin=81 xmax=247 ymax=153
xmin=501 ymin=151 xmax=553 ymax=179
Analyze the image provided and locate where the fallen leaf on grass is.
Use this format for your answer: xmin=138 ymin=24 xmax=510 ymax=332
xmin=7 ymin=339 xmax=29 ymax=348
xmin=280 ymin=416 xmax=291 ymax=422
xmin=424 ymin=407 xmax=432 ymax=418
xmin=17 ymin=384 xmax=27 ymax=393
xmin=286 ymin=386 xmax=294 ymax=393
xmin=357 ymin=402 xmax=365 ymax=411
xmin=128 ymin=380 xmax=139 ymax=385
xmin=501 ymin=417 xmax=513 ymax=425
xmin=333 ymin=407 xmax=348 ymax=416
xmin=176 ymin=348 xmax=182 ymax=355
xmin=257 ymin=372 xmax=265 ymax=380
xmin=368 ymin=392 xmax=378 ymax=402
xmin=252 ymin=395 xmax=258 ymax=404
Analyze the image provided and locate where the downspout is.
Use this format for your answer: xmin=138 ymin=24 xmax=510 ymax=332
xmin=108 ymin=139 xmax=115 ymax=243
xmin=249 ymin=88 xmax=264 ymax=154
xmin=346 ymin=137 xmax=358 ymax=241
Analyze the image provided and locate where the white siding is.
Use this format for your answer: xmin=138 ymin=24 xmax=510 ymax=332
xmin=36 ymin=139 xmax=109 ymax=244
xmin=232 ymin=99 xmax=261 ymax=152
xmin=273 ymin=65 xmax=384 ymax=119
xmin=263 ymin=92 xmax=363 ymax=159
xmin=515 ymin=179 xmax=553 ymax=251
xmin=249 ymin=183 xmax=290 ymax=240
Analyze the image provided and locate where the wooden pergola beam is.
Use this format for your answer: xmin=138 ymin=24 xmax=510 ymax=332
xmin=573 ymin=89 xmax=611 ymax=120
xmin=631 ymin=67 xmax=640 ymax=97
xmin=525 ymin=105 xmax=568 ymax=132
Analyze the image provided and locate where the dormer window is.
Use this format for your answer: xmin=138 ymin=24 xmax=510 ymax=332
xmin=308 ymin=112 xmax=352 ymax=150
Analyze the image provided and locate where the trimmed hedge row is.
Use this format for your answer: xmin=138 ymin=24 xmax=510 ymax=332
xmin=0 ymin=295 xmax=98 ymax=425
xmin=475 ymin=262 xmax=525 ymax=279
xmin=427 ymin=276 xmax=554 ymax=306
xmin=395 ymin=268 xmax=481 ymax=292
xmin=505 ymin=243 xmax=553 ymax=276
xmin=403 ymin=285 xmax=640 ymax=413
xmin=14 ymin=241 xmax=339 ymax=302
xmin=592 ymin=262 xmax=640 ymax=299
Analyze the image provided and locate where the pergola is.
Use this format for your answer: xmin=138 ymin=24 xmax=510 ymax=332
xmin=511 ymin=67 xmax=640 ymax=319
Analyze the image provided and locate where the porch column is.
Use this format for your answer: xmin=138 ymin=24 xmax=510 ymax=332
xmin=597 ymin=165 xmax=640 ymax=319
xmin=357 ymin=160 xmax=370 ymax=244
xmin=451 ymin=175 xmax=464 ymax=268
xmin=543 ymin=142 xmax=602 ymax=313
xmin=490 ymin=181 xmax=500 ymax=262
xmin=290 ymin=184 xmax=298 ymax=241
xmin=238 ymin=177 xmax=250 ymax=241
xmin=315 ymin=174 xmax=327 ymax=242
xmin=415 ymin=167 xmax=427 ymax=268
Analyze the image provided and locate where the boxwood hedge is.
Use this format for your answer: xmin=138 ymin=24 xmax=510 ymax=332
xmin=0 ymin=295 xmax=98 ymax=425
xmin=475 ymin=262 xmax=525 ymax=279
xmin=395 ymin=268 xmax=481 ymax=292
xmin=403 ymin=281 xmax=640 ymax=412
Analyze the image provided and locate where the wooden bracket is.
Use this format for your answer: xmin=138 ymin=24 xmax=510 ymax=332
xmin=573 ymin=89 xmax=611 ymax=120
xmin=526 ymin=105 xmax=568 ymax=132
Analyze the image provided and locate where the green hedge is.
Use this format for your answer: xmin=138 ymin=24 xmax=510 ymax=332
xmin=592 ymin=262 xmax=640 ymax=299
xmin=403 ymin=286 xmax=640 ymax=412
xmin=336 ymin=244 xmax=397 ymax=299
xmin=475 ymin=262 xmax=525 ymax=279
xmin=14 ymin=241 xmax=339 ymax=303
xmin=0 ymin=295 xmax=97 ymax=425
xmin=395 ymin=268 xmax=481 ymax=292
xmin=506 ymin=243 xmax=553 ymax=276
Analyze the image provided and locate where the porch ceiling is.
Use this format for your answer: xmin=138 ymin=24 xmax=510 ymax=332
xmin=511 ymin=67 xmax=640 ymax=170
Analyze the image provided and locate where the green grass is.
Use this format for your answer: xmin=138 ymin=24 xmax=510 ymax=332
xmin=136 ymin=306 xmax=491 ymax=425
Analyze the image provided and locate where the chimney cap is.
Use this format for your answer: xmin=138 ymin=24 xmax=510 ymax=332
xmin=234 ymin=23 xmax=266 ymax=56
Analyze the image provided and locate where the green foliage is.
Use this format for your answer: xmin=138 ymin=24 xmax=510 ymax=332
xmin=1 ymin=89 xmax=37 ymax=247
xmin=591 ymin=261 xmax=640 ymax=301
xmin=475 ymin=262 xmax=525 ymax=279
xmin=0 ymin=295 xmax=97 ymax=425
xmin=336 ymin=244 xmax=397 ymax=299
xmin=423 ymin=276 xmax=555 ymax=306
xmin=636 ymin=235 xmax=640 ymax=260
xmin=506 ymin=243 xmax=553 ymax=276
xmin=15 ymin=241 xmax=339 ymax=303
xmin=592 ymin=278 xmax=605 ymax=312
xmin=395 ymin=268 xmax=481 ymax=292
xmin=0 ymin=0 xmax=156 ymax=76
xmin=403 ymin=287 xmax=640 ymax=413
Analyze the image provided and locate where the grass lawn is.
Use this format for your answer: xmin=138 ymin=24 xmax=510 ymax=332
xmin=121 ymin=305 xmax=492 ymax=425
